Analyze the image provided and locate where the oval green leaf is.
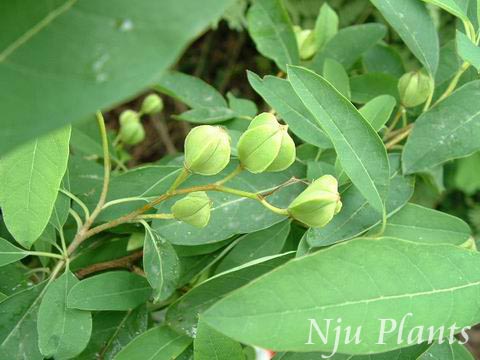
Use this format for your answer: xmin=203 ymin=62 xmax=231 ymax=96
xmin=37 ymin=270 xmax=92 ymax=359
xmin=370 ymin=0 xmax=439 ymax=75
xmin=113 ymin=325 xmax=191 ymax=360
xmin=402 ymin=80 xmax=480 ymax=174
xmin=247 ymin=0 xmax=299 ymax=71
xmin=204 ymin=238 xmax=480 ymax=353
xmin=67 ymin=271 xmax=151 ymax=311
xmin=0 ymin=0 xmax=234 ymax=154
xmin=0 ymin=126 xmax=70 ymax=249
xmin=287 ymin=65 xmax=389 ymax=214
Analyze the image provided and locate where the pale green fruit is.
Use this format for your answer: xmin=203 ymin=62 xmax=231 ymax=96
xmin=119 ymin=110 xmax=145 ymax=145
xmin=119 ymin=109 xmax=140 ymax=126
xmin=184 ymin=125 xmax=231 ymax=176
xmin=398 ymin=71 xmax=434 ymax=108
xmin=141 ymin=94 xmax=164 ymax=114
xmin=294 ymin=26 xmax=318 ymax=60
xmin=288 ymin=175 xmax=342 ymax=228
xmin=237 ymin=113 xmax=296 ymax=173
xmin=171 ymin=191 xmax=211 ymax=228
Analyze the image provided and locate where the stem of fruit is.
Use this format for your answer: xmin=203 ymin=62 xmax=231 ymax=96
xmin=383 ymin=106 xmax=405 ymax=140
xmin=168 ymin=167 xmax=190 ymax=192
xmin=66 ymin=111 xmax=111 ymax=256
xmin=433 ymin=61 xmax=470 ymax=106
xmin=83 ymin=184 xmax=290 ymax=240
xmin=386 ymin=126 xmax=412 ymax=149
xmin=215 ymin=164 xmax=243 ymax=185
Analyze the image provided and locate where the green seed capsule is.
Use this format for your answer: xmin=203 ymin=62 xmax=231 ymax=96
xmin=237 ymin=113 xmax=296 ymax=173
xmin=141 ymin=94 xmax=164 ymax=115
xmin=119 ymin=110 xmax=140 ymax=126
xmin=398 ymin=71 xmax=433 ymax=108
xmin=171 ymin=191 xmax=212 ymax=228
xmin=119 ymin=110 xmax=144 ymax=145
xmin=288 ymin=175 xmax=342 ymax=228
xmin=184 ymin=125 xmax=231 ymax=176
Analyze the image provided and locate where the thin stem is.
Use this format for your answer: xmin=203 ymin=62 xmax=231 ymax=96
xmin=67 ymin=111 xmax=111 ymax=256
xmin=76 ymin=250 xmax=143 ymax=279
xmin=433 ymin=62 xmax=470 ymax=106
xmin=386 ymin=127 xmax=412 ymax=149
xmin=136 ymin=213 xmax=175 ymax=220
xmin=102 ymin=197 xmax=149 ymax=210
xmin=69 ymin=208 xmax=83 ymax=232
xmin=422 ymin=90 xmax=433 ymax=112
xmin=215 ymin=164 xmax=243 ymax=186
xmin=59 ymin=229 xmax=68 ymax=264
xmin=26 ymin=251 xmax=64 ymax=260
xmin=60 ymin=189 xmax=90 ymax=219
xmin=259 ymin=198 xmax=290 ymax=215
xmin=383 ymin=106 xmax=404 ymax=140
xmin=168 ymin=167 xmax=190 ymax=192
xmin=83 ymin=184 xmax=291 ymax=241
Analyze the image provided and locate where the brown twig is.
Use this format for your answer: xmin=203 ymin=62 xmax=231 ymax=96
xmin=386 ymin=126 xmax=412 ymax=149
xmin=75 ymin=251 xmax=143 ymax=279
xmin=150 ymin=113 xmax=177 ymax=154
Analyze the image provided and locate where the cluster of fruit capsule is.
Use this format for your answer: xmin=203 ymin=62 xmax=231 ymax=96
xmin=170 ymin=112 xmax=342 ymax=229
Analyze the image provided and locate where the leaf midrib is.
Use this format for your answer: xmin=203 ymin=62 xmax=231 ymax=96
xmin=291 ymin=68 xmax=385 ymax=211
xmin=0 ymin=0 xmax=77 ymax=63
xmin=211 ymin=278 xmax=480 ymax=318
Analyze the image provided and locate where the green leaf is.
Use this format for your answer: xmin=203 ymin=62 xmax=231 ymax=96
xmin=421 ymin=0 xmax=470 ymax=21
xmin=453 ymin=152 xmax=480 ymax=195
xmin=0 ymin=0 xmax=234 ymax=154
xmin=143 ymin=226 xmax=180 ymax=303
xmin=310 ymin=23 xmax=386 ymax=72
xmin=306 ymin=154 xmax=414 ymax=248
xmin=174 ymin=107 xmax=236 ymax=124
xmin=350 ymin=73 xmax=400 ymax=104
xmin=247 ymin=0 xmax=299 ymax=71
xmin=0 ymin=282 xmax=45 ymax=359
xmin=82 ymin=165 xmax=181 ymax=221
xmin=204 ymin=238 xmax=480 ymax=353
xmin=194 ymin=319 xmax=244 ymax=360
xmin=0 ymin=293 xmax=5 ymax=302
xmin=67 ymin=271 xmax=151 ymax=311
xmin=369 ymin=203 xmax=472 ymax=246
xmin=0 ymin=262 xmax=31 ymax=296
xmin=0 ymin=126 xmax=70 ymax=248
xmin=359 ymin=95 xmax=397 ymax=131
xmin=363 ymin=43 xmax=405 ymax=78
xmin=247 ymin=71 xmax=331 ymax=148
xmin=0 ymin=237 xmax=28 ymax=267
xmin=215 ymin=220 xmax=290 ymax=273
xmin=323 ymin=58 xmax=350 ymax=99
xmin=420 ymin=341 xmax=474 ymax=359
xmin=156 ymin=71 xmax=227 ymax=108
xmin=370 ymin=0 xmax=439 ymax=75
xmin=49 ymin=174 xmax=71 ymax=231
xmin=227 ymin=92 xmax=258 ymax=119
xmin=456 ymin=30 xmax=480 ymax=71
xmin=166 ymin=253 xmax=293 ymax=336
xmin=37 ymin=270 xmax=92 ymax=359
xmin=154 ymin=161 xmax=305 ymax=245
xmin=288 ymin=65 xmax=390 ymax=214
xmin=274 ymin=343 xmax=430 ymax=359
xmin=77 ymin=306 xmax=148 ymax=360
xmin=402 ymin=80 xmax=480 ymax=174
xmin=313 ymin=3 xmax=339 ymax=51
xmin=113 ymin=325 xmax=191 ymax=360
